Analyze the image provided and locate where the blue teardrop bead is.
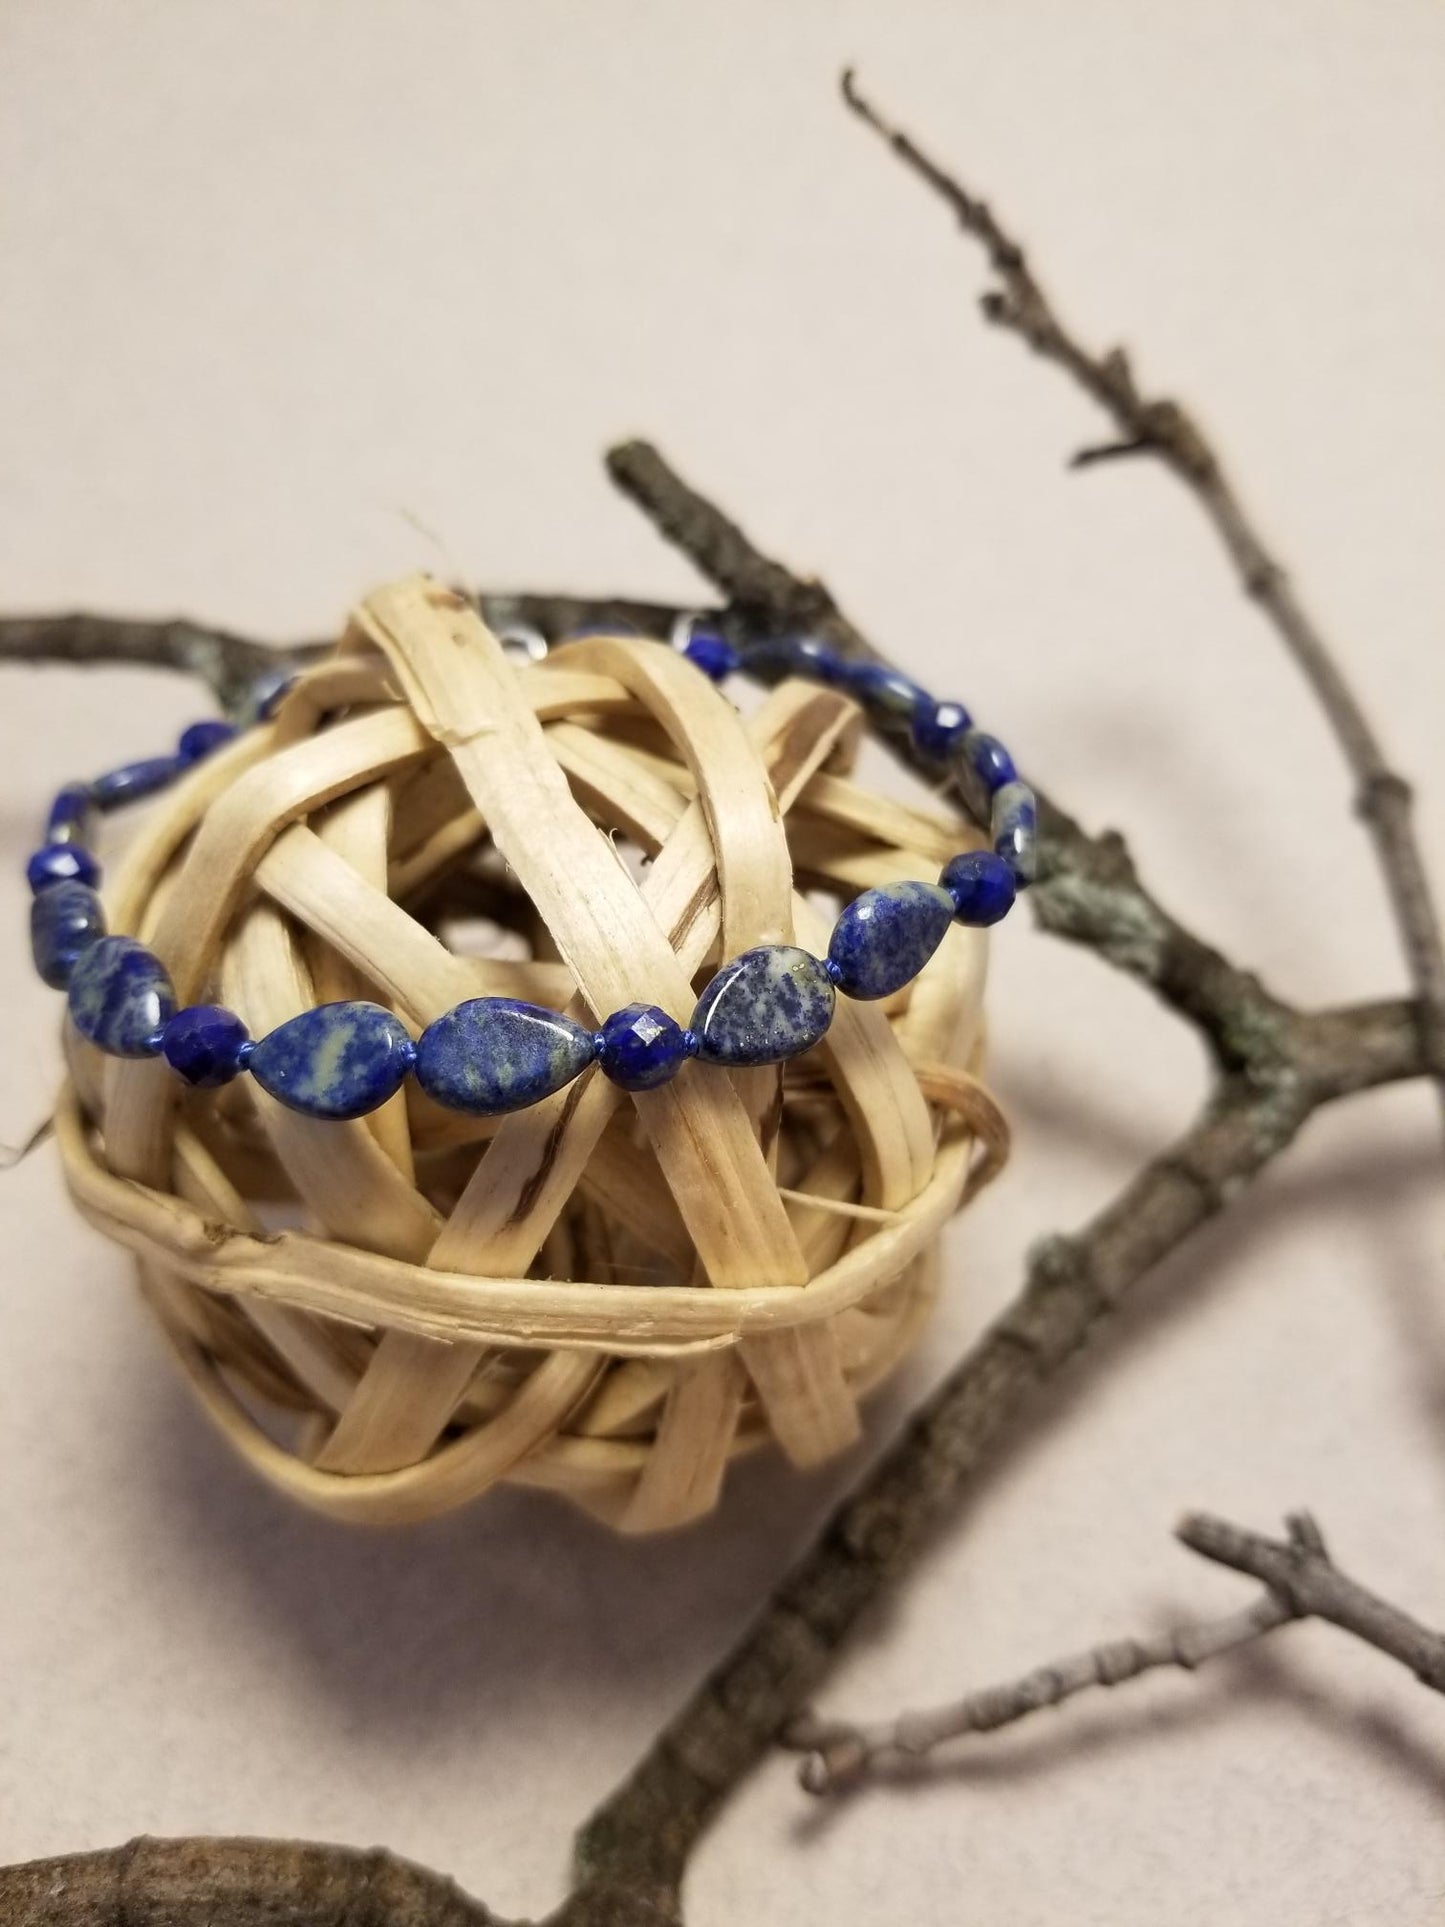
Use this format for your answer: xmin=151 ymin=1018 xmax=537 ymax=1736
xmin=67 ymin=936 xmax=174 ymax=1056
xmin=31 ymin=881 xmax=106 ymax=989
xmin=415 ymin=998 xmax=599 ymax=1114
xmin=248 ymin=1002 xmax=416 ymax=1119
xmin=691 ymin=945 xmax=835 ymax=1067
xmin=827 ymin=881 xmax=956 ymax=1001
xmin=162 ymin=1004 xmax=252 ymax=1087
xmin=596 ymin=1003 xmax=692 ymax=1091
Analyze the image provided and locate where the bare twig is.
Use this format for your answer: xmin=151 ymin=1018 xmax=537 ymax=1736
xmin=784 ymin=1511 xmax=1445 ymax=1794
xmin=840 ymin=66 xmax=1445 ymax=1135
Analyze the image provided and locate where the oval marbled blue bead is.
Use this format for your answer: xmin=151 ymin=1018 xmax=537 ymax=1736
xmin=992 ymin=778 xmax=1038 ymax=885
xmin=691 ymin=945 xmax=835 ymax=1067
xmin=248 ymin=1002 xmax=416 ymax=1120
xmin=827 ymin=881 xmax=956 ymax=1001
xmin=30 ymin=881 xmax=105 ymax=989
xmin=45 ymin=783 xmax=95 ymax=846
xmin=596 ymin=1003 xmax=692 ymax=1091
xmin=415 ymin=998 xmax=599 ymax=1115
xmin=912 ymin=699 xmax=973 ymax=762
xmin=177 ymin=719 xmax=237 ymax=764
xmin=89 ymin=754 xmax=186 ymax=810
xmin=836 ymin=659 xmax=930 ymax=720
xmin=941 ymin=850 xmax=1017 ymax=927
xmin=27 ymin=842 xmax=101 ymax=893
xmin=963 ymin=728 xmax=1017 ymax=793
xmin=744 ymin=635 xmax=841 ymax=683
xmin=67 ymin=936 xmax=174 ymax=1056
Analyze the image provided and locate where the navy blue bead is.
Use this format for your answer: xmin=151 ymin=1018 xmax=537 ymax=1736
xmin=161 ymin=1004 xmax=252 ymax=1087
xmin=992 ymin=779 xmax=1038 ymax=885
xmin=248 ymin=1002 xmax=416 ymax=1119
xmin=941 ymin=851 xmax=1017 ymax=927
xmin=177 ymin=719 xmax=238 ymax=764
xmin=27 ymin=843 xmax=101 ymax=894
xmin=45 ymin=783 xmax=94 ymax=846
xmin=836 ymin=659 xmax=931 ymax=720
xmin=67 ymin=936 xmax=174 ymax=1056
xmin=683 ymin=630 xmax=739 ymax=681
xmin=597 ymin=1003 xmax=690 ymax=1091
xmin=30 ymin=881 xmax=105 ymax=989
xmin=963 ymin=729 xmax=1017 ymax=792
xmin=691 ymin=945 xmax=835 ymax=1067
xmin=89 ymin=755 xmax=186 ymax=810
xmin=827 ymin=881 xmax=956 ymax=1001
xmin=912 ymin=698 xmax=973 ymax=762
xmin=415 ymin=998 xmax=598 ymax=1114
xmin=744 ymin=635 xmax=841 ymax=683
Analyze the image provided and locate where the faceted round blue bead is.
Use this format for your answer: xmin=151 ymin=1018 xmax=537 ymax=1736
xmin=963 ymin=729 xmax=1017 ymax=792
xmin=691 ymin=945 xmax=835 ymax=1067
xmin=596 ymin=1003 xmax=690 ymax=1091
xmin=89 ymin=754 xmax=186 ymax=810
xmin=941 ymin=851 xmax=1017 ymax=927
xmin=67 ymin=936 xmax=175 ymax=1057
xmin=161 ymin=1004 xmax=252 ymax=1087
xmin=416 ymin=998 xmax=599 ymax=1115
xmin=30 ymin=881 xmax=105 ymax=989
xmin=683 ymin=630 xmax=739 ymax=681
xmin=827 ymin=881 xmax=956 ymax=1000
xmin=177 ymin=719 xmax=238 ymax=764
xmin=248 ymin=1002 xmax=416 ymax=1119
xmin=912 ymin=698 xmax=973 ymax=762
xmin=45 ymin=783 xmax=94 ymax=846
xmin=27 ymin=842 xmax=101 ymax=894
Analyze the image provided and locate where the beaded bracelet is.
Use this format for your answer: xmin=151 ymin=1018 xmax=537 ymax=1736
xmin=25 ymin=630 xmax=1035 ymax=1123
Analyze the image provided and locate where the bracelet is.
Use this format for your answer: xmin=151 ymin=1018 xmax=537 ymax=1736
xmin=26 ymin=628 xmax=1035 ymax=1122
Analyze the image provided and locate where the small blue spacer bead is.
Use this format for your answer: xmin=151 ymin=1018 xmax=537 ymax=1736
xmin=683 ymin=630 xmax=740 ymax=681
xmin=177 ymin=719 xmax=238 ymax=764
xmin=823 ymin=955 xmax=845 ymax=986
xmin=681 ymin=1029 xmax=700 ymax=1058
xmin=27 ymin=843 xmax=101 ymax=894
xmin=964 ymin=730 xmax=1017 ymax=793
xmin=941 ymin=850 xmax=1017 ymax=927
xmin=913 ymin=698 xmax=973 ymax=761
xmin=45 ymin=783 xmax=94 ymax=846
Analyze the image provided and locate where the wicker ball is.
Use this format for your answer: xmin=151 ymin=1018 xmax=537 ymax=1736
xmin=57 ymin=577 xmax=1007 ymax=1531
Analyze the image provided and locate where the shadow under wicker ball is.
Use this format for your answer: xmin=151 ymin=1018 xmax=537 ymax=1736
xmin=56 ymin=576 xmax=1008 ymax=1532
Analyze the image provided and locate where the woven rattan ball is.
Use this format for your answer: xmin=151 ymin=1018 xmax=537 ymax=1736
xmin=57 ymin=577 xmax=1007 ymax=1531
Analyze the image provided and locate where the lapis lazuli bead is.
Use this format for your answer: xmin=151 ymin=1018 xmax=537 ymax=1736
xmin=45 ymin=783 xmax=94 ymax=846
xmin=243 ymin=668 xmax=298 ymax=724
xmin=67 ymin=936 xmax=174 ymax=1056
xmin=837 ymin=660 xmax=930 ymax=720
xmin=963 ymin=729 xmax=1017 ymax=793
xmin=415 ymin=998 xmax=598 ymax=1115
xmin=941 ymin=851 xmax=1017 ymax=927
xmin=248 ymin=1001 xmax=416 ymax=1119
xmin=89 ymin=754 xmax=186 ymax=811
xmin=161 ymin=1004 xmax=252 ymax=1087
xmin=690 ymin=945 xmax=835 ymax=1067
xmin=177 ymin=719 xmax=237 ymax=764
xmin=827 ymin=881 xmax=956 ymax=1001
xmin=683 ymin=630 xmax=739 ymax=681
xmin=27 ymin=842 xmax=101 ymax=894
xmin=742 ymin=635 xmax=841 ymax=684
xmin=596 ymin=1003 xmax=691 ymax=1091
xmin=30 ymin=881 xmax=105 ymax=989
xmin=912 ymin=698 xmax=973 ymax=762
xmin=992 ymin=779 xmax=1038 ymax=885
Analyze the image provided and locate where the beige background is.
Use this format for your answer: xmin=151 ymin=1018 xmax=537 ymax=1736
xmin=2 ymin=3 xmax=1444 ymax=1921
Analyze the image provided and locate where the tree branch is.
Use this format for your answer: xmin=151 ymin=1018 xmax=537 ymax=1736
xmin=783 ymin=1511 xmax=1445 ymax=1794
xmin=839 ymin=65 xmax=1445 ymax=1135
